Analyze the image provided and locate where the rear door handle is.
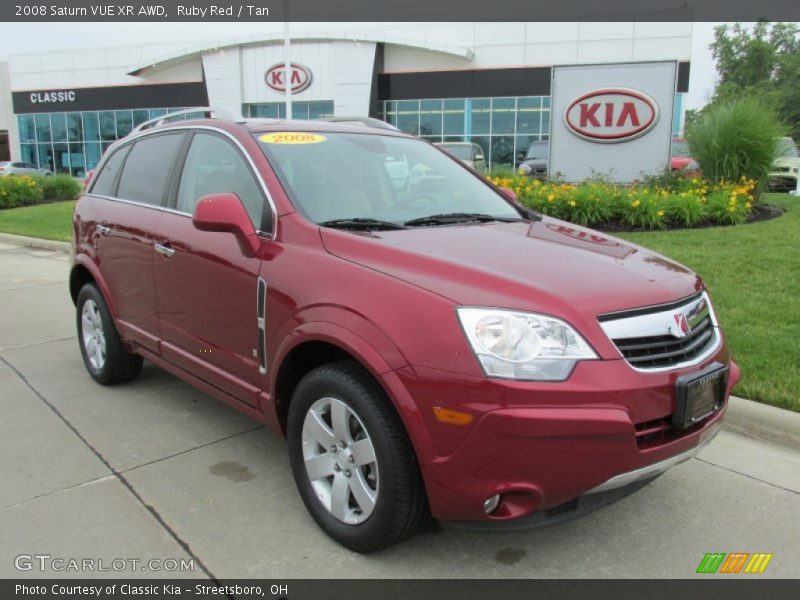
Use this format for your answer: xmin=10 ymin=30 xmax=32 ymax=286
xmin=154 ymin=243 xmax=176 ymax=258
xmin=96 ymin=224 xmax=111 ymax=236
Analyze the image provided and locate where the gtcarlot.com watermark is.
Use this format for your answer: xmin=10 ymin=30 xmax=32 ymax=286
xmin=14 ymin=554 xmax=195 ymax=573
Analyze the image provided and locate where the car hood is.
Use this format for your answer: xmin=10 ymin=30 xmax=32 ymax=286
xmin=320 ymin=217 xmax=702 ymax=321
xmin=671 ymin=157 xmax=694 ymax=169
xmin=772 ymin=156 xmax=800 ymax=170
xmin=521 ymin=158 xmax=548 ymax=168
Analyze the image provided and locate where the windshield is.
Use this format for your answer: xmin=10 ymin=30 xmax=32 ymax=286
xmin=256 ymin=132 xmax=522 ymax=226
xmin=776 ymin=138 xmax=799 ymax=158
xmin=672 ymin=139 xmax=691 ymax=157
xmin=438 ymin=144 xmax=472 ymax=160
xmin=525 ymin=142 xmax=549 ymax=160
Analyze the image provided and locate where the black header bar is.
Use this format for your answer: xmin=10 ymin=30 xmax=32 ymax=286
xmin=11 ymin=82 xmax=210 ymax=114
xmin=379 ymin=61 xmax=691 ymax=101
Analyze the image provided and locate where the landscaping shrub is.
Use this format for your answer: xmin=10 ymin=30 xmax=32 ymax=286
xmin=0 ymin=175 xmax=44 ymax=209
xmin=687 ymin=97 xmax=783 ymax=185
xmin=0 ymin=174 xmax=82 ymax=209
xmin=36 ymin=174 xmax=83 ymax=201
xmin=486 ymin=171 xmax=756 ymax=230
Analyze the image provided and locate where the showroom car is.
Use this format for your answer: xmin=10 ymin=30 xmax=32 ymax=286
xmin=70 ymin=110 xmax=739 ymax=552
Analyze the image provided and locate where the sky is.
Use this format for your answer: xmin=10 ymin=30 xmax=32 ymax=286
xmin=0 ymin=21 xmax=721 ymax=110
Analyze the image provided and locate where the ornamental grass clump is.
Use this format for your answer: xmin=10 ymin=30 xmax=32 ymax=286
xmin=687 ymin=97 xmax=783 ymax=185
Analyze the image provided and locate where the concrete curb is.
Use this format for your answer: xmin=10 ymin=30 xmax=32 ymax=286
xmin=0 ymin=232 xmax=70 ymax=253
xmin=724 ymin=395 xmax=800 ymax=452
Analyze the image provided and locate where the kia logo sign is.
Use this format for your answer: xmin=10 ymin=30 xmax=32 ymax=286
xmin=564 ymin=88 xmax=659 ymax=143
xmin=265 ymin=63 xmax=312 ymax=94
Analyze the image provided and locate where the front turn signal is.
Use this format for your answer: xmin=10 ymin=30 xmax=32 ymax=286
xmin=433 ymin=406 xmax=475 ymax=426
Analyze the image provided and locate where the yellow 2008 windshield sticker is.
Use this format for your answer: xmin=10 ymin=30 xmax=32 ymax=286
xmin=259 ymin=132 xmax=327 ymax=144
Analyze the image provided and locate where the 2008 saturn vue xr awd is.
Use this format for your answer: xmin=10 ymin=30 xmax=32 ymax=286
xmin=70 ymin=110 xmax=739 ymax=552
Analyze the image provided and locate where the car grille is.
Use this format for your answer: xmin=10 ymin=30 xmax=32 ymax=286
xmin=598 ymin=292 xmax=720 ymax=371
xmin=612 ymin=315 xmax=714 ymax=369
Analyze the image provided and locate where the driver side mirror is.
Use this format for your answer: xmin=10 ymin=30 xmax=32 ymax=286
xmin=192 ymin=193 xmax=262 ymax=258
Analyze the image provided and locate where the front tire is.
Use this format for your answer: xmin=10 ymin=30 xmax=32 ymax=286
xmin=76 ymin=283 xmax=142 ymax=385
xmin=287 ymin=360 xmax=428 ymax=552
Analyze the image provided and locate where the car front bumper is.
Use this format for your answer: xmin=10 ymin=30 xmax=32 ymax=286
xmin=389 ymin=345 xmax=739 ymax=523
xmin=768 ymin=172 xmax=798 ymax=192
xmin=443 ymin=422 xmax=720 ymax=531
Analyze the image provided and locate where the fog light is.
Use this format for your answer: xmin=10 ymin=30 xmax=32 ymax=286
xmin=483 ymin=494 xmax=501 ymax=515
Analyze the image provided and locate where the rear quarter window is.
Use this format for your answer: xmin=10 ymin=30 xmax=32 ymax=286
xmin=90 ymin=145 xmax=130 ymax=197
xmin=116 ymin=133 xmax=184 ymax=206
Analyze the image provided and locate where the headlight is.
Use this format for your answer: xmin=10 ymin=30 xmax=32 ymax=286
xmin=456 ymin=307 xmax=598 ymax=381
xmin=518 ymin=163 xmax=532 ymax=175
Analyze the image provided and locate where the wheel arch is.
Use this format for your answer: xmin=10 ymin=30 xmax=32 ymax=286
xmin=69 ymin=257 xmax=119 ymax=321
xmin=269 ymin=323 xmax=435 ymax=466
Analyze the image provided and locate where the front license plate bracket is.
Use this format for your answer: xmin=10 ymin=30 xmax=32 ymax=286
xmin=672 ymin=362 xmax=728 ymax=429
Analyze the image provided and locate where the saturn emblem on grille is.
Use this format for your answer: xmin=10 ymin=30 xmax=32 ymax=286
xmin=673 ymin=313 xmax=691 ymax=337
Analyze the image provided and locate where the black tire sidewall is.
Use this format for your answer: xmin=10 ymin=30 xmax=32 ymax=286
xmin=287 ymin=367 xmax=404 ymax=552
xmin=76 ymin=284 xmax=116 ymax=384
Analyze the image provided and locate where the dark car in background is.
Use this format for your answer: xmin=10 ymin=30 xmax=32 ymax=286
xmin=517 ymin=141 xmax=549 ymax=179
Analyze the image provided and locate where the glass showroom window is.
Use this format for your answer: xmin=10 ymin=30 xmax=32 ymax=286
xmin=382 ymin=96 xmax=552 ymax=169
xmin=17 ymin=107 xmax=193 ymax=177
xmin=243 ymin=101 xmax=334 ymax=120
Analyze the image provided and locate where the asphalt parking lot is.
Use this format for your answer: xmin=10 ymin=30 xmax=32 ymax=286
xmin=1 ymin=241 xmax=799 ymax=579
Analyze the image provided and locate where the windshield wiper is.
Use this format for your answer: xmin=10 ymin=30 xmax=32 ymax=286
xmin=318 ymin=218 xmax=406 ymax=231
xmin=404 ymin=212 xmax=526 ymax=227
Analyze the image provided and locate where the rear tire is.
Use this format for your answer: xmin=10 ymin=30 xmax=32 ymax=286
xmin=287 ymin=360 xmax=428 ymax=552
xmin=76 ymin=283 xmax=142 ymax=385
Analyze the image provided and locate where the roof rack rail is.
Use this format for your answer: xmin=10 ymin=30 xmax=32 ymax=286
xmin=133 ymin=107 xmax=244 ymax=134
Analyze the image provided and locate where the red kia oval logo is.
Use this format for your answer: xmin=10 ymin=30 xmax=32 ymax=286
xmin=265 ymin=62 xmax=312 ymax=94
xmin=564 ymin=88 xmax=659 ymax=143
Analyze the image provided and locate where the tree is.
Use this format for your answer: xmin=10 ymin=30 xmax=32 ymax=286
xmin=709 ymin=22 xmax=800 ymax=139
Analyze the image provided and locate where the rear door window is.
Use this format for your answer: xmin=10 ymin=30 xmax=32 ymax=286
xmin=90 ymin=145 xmax=131 ymax=197
xmin=116 ymin=133 xmax=184 ymax=207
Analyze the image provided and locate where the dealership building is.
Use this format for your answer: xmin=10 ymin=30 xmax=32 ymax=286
xmin=0 ymin=22 xmax=693 ymax=175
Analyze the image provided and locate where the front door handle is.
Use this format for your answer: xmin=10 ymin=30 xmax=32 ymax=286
xmin=96 ymin=224 xmax=111 ymax=236
xmin=154 ymin=243 xmax=176 ymax=258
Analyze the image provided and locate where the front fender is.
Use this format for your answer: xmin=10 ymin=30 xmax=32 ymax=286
xmin=269 ymin=315 xmax=437 ymax=471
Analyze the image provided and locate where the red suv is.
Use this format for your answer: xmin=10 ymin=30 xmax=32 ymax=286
xmin=70 ymin=110 xmax=739 ymax=552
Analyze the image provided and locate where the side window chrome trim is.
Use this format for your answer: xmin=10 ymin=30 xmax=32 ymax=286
xmin=91 ymin=124 xmax=278 ymax=238
xmin=85 ymin=193 xmax=274 ymax=240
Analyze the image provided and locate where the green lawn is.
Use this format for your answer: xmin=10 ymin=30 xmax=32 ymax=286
xmin=617 ymin=194 xmax=799 ymax=412
xmin=0 ymin=200 xmax=75 ymax=242
xmin=0 ymin=195 xmax=797 ymax=410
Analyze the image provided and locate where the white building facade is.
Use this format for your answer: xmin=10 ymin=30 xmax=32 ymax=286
xmin=0 ymin=22 xmax=693 ymax=174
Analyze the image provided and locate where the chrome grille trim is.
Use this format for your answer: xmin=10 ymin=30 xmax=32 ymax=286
xmin=599 ymin=291 xmax=721 ymax=372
